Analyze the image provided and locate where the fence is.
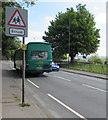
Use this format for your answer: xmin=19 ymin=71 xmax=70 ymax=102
xmin=56 ymin=61 xmax=108 ymax=75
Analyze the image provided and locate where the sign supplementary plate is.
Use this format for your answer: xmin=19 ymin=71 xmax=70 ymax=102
xmin=9 ymin=28 xmax=25 ymax=36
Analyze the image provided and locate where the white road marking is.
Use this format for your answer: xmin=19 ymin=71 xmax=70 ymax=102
xmin=61 ymin=71 xmax=103 ymax=81
xmin=9 ymin=62 xmax=15 ymax=70
xmin=82 ymin=84 xmax=107 ymax=93
xmin=47 ymin=94 xmax=86 ymax=119
xmin=27 ymin=79 xmax=39 ymax=89
xmin=61 ymin=71 xmax=73 ymax=75
xmin=9 ymin=63 xmax=13 ymax=68
xmin=54 ymin=75 xmax=71 ymax=82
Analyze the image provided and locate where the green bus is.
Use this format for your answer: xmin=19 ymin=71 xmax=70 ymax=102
xmin=14 ymin=42 xmax=52 ymax=74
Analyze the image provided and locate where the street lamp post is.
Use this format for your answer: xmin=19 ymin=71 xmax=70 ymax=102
xmin=67 ymin=8 xmax=70 ymax=68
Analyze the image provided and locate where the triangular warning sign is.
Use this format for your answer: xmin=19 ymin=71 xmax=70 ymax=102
xmin=7 ymin=9 xmax=26 ymax=28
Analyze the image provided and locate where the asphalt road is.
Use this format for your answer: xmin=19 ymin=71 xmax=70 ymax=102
xmin=2 ymin=61 xmax=107 ymax=119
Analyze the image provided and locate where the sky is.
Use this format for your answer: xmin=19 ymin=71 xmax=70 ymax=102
xmin=22 ymin=0 xmax=106 ymax=56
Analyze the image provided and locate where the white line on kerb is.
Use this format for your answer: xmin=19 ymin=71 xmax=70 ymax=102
xmin=27 ymin=79 xmax=39 ymax=89
xmin=82 ymin=84 xmax=107 ymax=93
xmin=54 ymin=75 xmax=71 ymax=82
xmin=47 ymin=94 xmax=86 ymax=119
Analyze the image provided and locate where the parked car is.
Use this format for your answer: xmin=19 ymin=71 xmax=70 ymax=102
xmin=52 ymin=62 xmax=59 ymax=71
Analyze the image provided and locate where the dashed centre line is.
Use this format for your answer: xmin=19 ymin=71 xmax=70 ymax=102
xmin=47 ymin=93 xmax=86 ymax=119
xmin=82 ymin=84 xmax=107 ymax=93
xmin=54 ymin=75 xmax=71 ymax=82
xmin=27 ymin=79 xmax=39 ymax=89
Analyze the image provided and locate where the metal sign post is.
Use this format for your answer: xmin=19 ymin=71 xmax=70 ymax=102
xmin=22 ymin=37 xmax=25 ymax=104
xmin=5 ymin=7 xmax=28 ymax=105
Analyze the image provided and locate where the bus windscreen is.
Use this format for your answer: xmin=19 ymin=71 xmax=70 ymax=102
xmin=31 ymin=51 xmax=48 ymax=60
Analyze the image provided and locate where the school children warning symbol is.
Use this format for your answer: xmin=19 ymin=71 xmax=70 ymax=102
xmin=7 ymin=9 xmax=26 ymax=28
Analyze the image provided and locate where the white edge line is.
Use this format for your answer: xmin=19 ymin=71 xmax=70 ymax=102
xmin=47 ymin=93 xmax=86 ymax=119
xmin=82 ymin=84 xmax=107 ymax=93
xmin=27 ymin=79 xmax=39 ymax=89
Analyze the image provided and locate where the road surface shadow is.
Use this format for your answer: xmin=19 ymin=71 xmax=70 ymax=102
xmin=25 ymin=72 xmax=48 ymax=78
xmin=2 ymin=69 xmax=48 ymax=79
xmin=2 ymin=69 xmax=21 ymax=79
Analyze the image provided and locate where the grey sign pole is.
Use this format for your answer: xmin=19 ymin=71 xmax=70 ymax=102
xmin=22 ymin=37 xmax=25 ymax=104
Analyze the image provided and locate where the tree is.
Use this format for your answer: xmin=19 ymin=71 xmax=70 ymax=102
xmin=43 ymin=4 xmax=100 ymax=62
xmin=1 ymin=0 xmax=36 ymax=59
xmin=88 ymin=54 xmax=102 ymax=63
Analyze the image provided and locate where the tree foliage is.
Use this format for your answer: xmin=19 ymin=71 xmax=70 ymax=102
xmin=43 ymin=4 xmax=100 ymax=61
xmin=1 ymin=0 xmax=36 ymax=59
xmin=88 ymin=54 xmax=102 ymax=63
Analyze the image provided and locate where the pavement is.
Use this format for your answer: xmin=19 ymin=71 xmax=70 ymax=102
xmin=2 ymin=62 xmax=52 ymax=119
xmin=1 ymin=62 xmax=107 ymax=119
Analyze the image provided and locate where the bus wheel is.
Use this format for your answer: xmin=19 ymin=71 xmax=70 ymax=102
xmin=36 ymin=72 xmax=44 ymax=76
xmin=19 ymin=66 xmax=22 ymax=73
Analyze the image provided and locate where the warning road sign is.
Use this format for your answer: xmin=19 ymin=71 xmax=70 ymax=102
xmin=5 ymin=7 xmax=28 ymax=37
xmin=7 ymin=9 xmax=26 ymax=28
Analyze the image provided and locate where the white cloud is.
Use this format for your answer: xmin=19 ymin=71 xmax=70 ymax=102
xmin=96 ymin=38 xmax=106 ymax=56
xmin=45 ymin=16 xmax=55 ymax=26
xmin=93 ymin=6 xmax=99 ymax=12
xmin=38 ymin=0 xmax=107 ymax=2
xmin=44 ymin=16 xmax=55 ymax=30
xmin=96 ymin=47 xmax=106 ymax=56
xmin=94 ymin=12 xmax=106 ymax=25
xmin=45 ymin=16 xmax=54 ymax=22
xmin=25 ymin=17 xmax=55 ymax=44
xmin=94 ymin=12 xmax=106 ymax=56
xmin=25 ymin=30 xmax=44 ymax=44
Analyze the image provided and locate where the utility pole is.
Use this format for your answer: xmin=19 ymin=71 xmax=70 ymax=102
xmin=67 ymin=8 xmax=70 ymax=68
